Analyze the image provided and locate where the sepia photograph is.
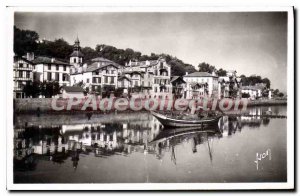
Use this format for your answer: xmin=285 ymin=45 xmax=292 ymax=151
xmin=6 ymin=6 xmax=294 ymax=190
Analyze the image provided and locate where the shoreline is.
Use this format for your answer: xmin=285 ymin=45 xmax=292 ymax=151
xmin=13 ymin=98 xmax=287 ymax=114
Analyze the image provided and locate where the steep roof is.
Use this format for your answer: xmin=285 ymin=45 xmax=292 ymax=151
xmin=32 ymin=56 xmax=71 ymax=66
xmin=91 ymin=57 xmax=114 ymax=63
xmin=129 ymin=60 xmax=159 ymax=67
xmin=14 ymin=56 xmax=34 ymax=64
xmin=86 ymin=62 xmax=119 ymax=72
xmin=70 ymin=50 xmax=84 ymax=57
xmin=62 ymin=86 xmax=84 ymax=93
xmin=184 ymin=72 xmax=217 ymax=78
xmin=171 ymin=76 xmax=186 ymax=84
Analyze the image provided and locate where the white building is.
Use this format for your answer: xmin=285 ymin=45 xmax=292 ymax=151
xmin=183 ymin=72 xmax=219 ymax=99
xmin=13 ymin=55 xmax=34 ymax=98
xmin=241 ymin=84 xmax=265 ymax=100
xmin=70 ymin=57 xmax=120 ymax=94
xmin=32 ymin=56 xmax=72 ymax=86
xmin=124 ymin=58 xmax=172 ymax=99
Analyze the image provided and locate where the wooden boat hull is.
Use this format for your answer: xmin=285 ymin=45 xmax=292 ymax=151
xmin=150 ymin=127 xmax=221 ymax=145
xmin=151 ymin=111 xmax=222 ymax=128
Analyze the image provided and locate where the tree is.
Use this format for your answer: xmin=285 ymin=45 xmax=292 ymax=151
xmin=14 ymin=26 xmax=39 ymax=56
xmin=23 ymin=81 xmax=41 ymax=98
xmin=35 ymin=38 xmax=73 ymax=60
xmin=273 ymin=89 xmax=279 ymax=96
xmin=217 ymin=68 xmax=227 ymax=76
xmin=81 ymin=47 xmax=98 ymax=61
xmin=41 ymin=81 xmax=60 ymax=98
xmin=262 ymin=78 xmax=271 ymax=88
xmin=198 ymin=62 xmax=216 ymax=73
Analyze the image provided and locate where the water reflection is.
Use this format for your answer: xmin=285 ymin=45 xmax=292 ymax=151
xmin=14 ymin=106 xmax=279 ymax=173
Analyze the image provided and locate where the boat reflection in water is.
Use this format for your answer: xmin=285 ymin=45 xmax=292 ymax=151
xmin=14 ymin=106 xmax=274 ymax=171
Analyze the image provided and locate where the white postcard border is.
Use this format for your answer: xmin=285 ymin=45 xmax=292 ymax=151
xmin=5 ymin=6 xmax=294 ymax=190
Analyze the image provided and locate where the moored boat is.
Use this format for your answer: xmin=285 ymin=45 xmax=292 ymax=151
xmin=151 ymin=111 xmax=222 ymax=128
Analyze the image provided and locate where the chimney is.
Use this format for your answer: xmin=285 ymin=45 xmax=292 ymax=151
xmin=26 ymin=52 xmax=34 ymax=61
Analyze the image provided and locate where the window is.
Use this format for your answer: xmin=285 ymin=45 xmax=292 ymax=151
xmin=62 ymin=74 xmax=68 ymax=81
xmin=47 ymin=72 xmax=52 ymax=80
xmin=48 ymin=64 xmax=51 ymax=70
xmin=93 ymin=78 xmax=96 ymax=83
xmin=74 ymin=58 xmax=76 ymax=63
xmin=19 ymin=71 xmax=23 ymax=78
xmin=87 ymin=78 xmax=90 ymax=83
xmin=63 ymin=65 xmax=66 ymax=71
xmin=56 ymin=65 xmax=59 ymax=71
xmin=55 ymin=73 xmax=59 ymax=81
xmin=111 ymin=70 xmax=115 ymax=74
xmin=26 ymin=71 xmax=30 ymax=78
xmin=19 ymin=63 xmax=23 ymax=68
xmin=105 ymin=76 xmax=108 ymax=83
xmin=110 ymin=77 xmax=114 ymax=84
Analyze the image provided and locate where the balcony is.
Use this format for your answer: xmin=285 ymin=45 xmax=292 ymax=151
xmin=13 ymin=77 xmax=32 ymax=81
xmin=13 ymin=66 xmax=33 ymax=71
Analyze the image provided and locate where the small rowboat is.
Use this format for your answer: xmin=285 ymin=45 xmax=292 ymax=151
xmin=151 ymin=111 xmax=222 ymax=128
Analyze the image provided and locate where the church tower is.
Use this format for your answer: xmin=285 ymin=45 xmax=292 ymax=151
xmin=70 ymin=36 xmax=84 ymax=72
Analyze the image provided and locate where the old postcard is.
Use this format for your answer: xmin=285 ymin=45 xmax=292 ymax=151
xmin=6 ymin=6 xmax=294 ymax=190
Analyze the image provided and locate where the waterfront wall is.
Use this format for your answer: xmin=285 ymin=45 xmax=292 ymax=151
xmin=247 ymin=99 xmax=287 ymax=107
xmin=14 ymin=98 xmax=287 ymax=113
xmin=14 ymin=98 xmax=54 ymax=113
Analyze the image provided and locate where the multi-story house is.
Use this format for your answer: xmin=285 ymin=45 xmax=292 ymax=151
xmin=32 ymin=56 xmax=72 ymax=86
xmin=218 ymin=70 xmax=242 ymax=99
xmin=170 ymin=76 xmax=186 ymax=99
xmin=70 ymin=57 xmax=119 ymax=94
xmin=124 ymin=58 xmax=172 ymax=99
xmin=183 ymin=72 xmax=219 ymax=99
xmin=13 ymin=55 xmax=34 ymax=98
xmin=152 ymin=58 xmax=172 ymax=99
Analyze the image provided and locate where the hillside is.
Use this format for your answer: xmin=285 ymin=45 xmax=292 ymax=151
xmin=14 ymin=26 xmax=196 ymax=76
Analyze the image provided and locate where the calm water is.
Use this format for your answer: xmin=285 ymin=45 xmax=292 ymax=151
xmin=13 ymin=106 xmax=287 ymax=183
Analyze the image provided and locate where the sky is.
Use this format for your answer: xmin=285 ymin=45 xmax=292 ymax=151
xmin=15 ymin=12 xmax=288 ymax=92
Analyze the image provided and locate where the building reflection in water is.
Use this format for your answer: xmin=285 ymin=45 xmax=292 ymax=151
xmin=14 ymin=107 xmax=271 ymax=171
